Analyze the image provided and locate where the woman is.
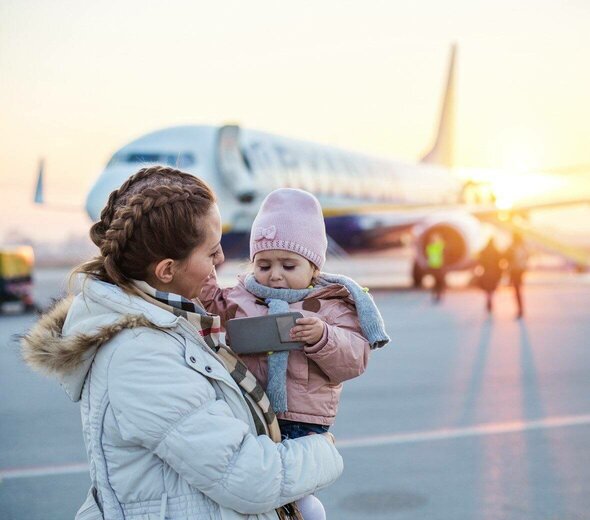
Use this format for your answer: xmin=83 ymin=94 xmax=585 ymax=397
xmin=22 ymin=166 xmax=343 ymax=519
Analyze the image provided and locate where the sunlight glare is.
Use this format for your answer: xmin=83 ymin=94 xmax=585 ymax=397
xmin=491 ymin=172 xmax=563 ymax=210
xmin=458 ymin=167 xmax=566 ymax=211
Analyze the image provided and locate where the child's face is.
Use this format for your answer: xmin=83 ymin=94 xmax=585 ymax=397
xmin=253 ymin=250 xmax=317 ymax=290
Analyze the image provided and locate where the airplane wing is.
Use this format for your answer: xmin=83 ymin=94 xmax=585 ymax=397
xmin=472 ymin=198 xmax=590 ymax=218
xmin=317 ymin=195 xmax=590 ymax=275
xmin=321 ymin=196 xmax=589 ymax=221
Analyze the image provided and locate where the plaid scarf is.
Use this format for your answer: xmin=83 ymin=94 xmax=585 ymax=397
xmin=133 ymin=281 xmax=282 ymax=443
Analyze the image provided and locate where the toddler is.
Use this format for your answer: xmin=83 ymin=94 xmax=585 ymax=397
xmin=201 ymin=188 xmax=390 ymax=519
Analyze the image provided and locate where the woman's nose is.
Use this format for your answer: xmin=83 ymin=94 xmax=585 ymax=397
xmin=215 ymin=248 xmax=225 ymax=266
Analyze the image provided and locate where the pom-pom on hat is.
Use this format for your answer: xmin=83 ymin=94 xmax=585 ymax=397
xmin=249 ymin=188 xmax=327 ymax=269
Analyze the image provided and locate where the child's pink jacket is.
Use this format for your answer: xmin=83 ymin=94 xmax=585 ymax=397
xmin=200 ymin=273 xmax=370 ymax=426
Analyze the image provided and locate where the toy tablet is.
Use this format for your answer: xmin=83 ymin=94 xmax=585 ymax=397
xmin=225 ymin=312 xmax=305 ymax=354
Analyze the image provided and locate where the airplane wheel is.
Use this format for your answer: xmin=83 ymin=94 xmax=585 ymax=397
xmin=411 ymin=262 xmax=424 ymax=288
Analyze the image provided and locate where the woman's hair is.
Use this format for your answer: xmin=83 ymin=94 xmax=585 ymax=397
xmin=73 ymin=165 xmax=216 ymax=291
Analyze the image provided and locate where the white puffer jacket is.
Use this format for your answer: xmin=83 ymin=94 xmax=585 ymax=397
xmin=22 ymin=279 xmax=343 ymax=519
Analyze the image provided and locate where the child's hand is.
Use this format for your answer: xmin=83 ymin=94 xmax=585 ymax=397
xmin=290 ymin=317 xmax=325 ymax=345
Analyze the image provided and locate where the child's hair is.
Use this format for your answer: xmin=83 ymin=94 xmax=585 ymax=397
xmin=73 ymin=165 xmax=216 ymax=292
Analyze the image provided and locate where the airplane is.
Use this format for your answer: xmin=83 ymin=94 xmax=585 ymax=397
xmin=43 ymin=45 xmax=590 ymax=285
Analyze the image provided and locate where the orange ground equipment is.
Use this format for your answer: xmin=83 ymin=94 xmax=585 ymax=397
xmin=0 ymin=245 xmax=36 ymax=313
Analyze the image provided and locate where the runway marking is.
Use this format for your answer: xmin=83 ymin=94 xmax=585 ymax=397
xmin=336 ymin=413 xmax=590 ymax=448
xmin=0 ymin=462 xmax=88 ymax=480
xmin=2 ymin=414 xmax=590 ymax=480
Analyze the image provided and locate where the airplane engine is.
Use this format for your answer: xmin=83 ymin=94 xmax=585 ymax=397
xmin=412 ymin=213 xmax=485 ymax=286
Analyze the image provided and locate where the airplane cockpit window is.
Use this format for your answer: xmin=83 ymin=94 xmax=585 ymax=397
xmin=126 ymin=153 xmax=162 ymax=163
xmin=107 ymin=152 xmax=196 ymax=168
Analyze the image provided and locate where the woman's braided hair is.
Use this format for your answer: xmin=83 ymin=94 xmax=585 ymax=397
xmin=74 ymin=166 xmax=216 ymax=291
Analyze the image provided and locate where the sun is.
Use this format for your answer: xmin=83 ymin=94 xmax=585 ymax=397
xmin=457 ymin=167 xmax=565 ymax=211
xmin=490 ymin=172 xmax=563 ymax=210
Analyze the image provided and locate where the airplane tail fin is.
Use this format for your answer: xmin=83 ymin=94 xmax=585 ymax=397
xmin=421 ymin=44 xmax=456 ymax=168
xmin=31 ymin=158 xmax=82 ymax=212
xmin=34 ymin=158 xmax=45 ymax=204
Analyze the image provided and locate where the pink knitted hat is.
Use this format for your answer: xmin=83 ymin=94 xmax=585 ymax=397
xmin=249 ymin=188 xmax=327 ymax=269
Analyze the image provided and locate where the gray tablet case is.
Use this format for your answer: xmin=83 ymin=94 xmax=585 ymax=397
xmin=225 ymin=312 xmax=305 ymax=354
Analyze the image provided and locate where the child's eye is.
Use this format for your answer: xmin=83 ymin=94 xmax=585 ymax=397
xmin=258 ymin=265 xmax=270 ymax=271
xmin=283 ymin=265 xmax=295 ymax=271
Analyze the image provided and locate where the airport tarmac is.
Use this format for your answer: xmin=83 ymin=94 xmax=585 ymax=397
xmin=1 ymin=262 xmax=590 ymax=519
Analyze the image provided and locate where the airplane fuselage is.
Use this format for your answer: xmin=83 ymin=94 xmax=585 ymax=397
xmin=86 ymin=124 xmax=465 ymax=257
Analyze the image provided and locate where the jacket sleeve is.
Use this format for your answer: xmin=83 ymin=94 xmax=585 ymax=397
xmin=199 ymin=269 xmax=237 ymax=324
xmin=304 ymin=303 xmax=370 ymax=384
xmin=107 ymin=330 xmax=343 ymax=514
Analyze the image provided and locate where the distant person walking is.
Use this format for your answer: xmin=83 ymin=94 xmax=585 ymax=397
xmin=426 ymin=233 xmax=446 ymax=303
xmin=476 ymin=238 xmax=503 ymax=314
xmin=505 ymin=232 xmax=528 ymax=319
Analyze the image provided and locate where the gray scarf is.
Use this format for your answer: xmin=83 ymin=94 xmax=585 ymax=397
xmin=243 ymin=276 xmax=313 ymax=412
xmin=316 ymin=272 xmax=390 ymax=349
xmin=243 ymin=274 xmax=390 ymax=414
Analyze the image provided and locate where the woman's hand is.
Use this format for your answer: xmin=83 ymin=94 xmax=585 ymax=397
xmin=290 ymin=317 xmax=326 ymax=345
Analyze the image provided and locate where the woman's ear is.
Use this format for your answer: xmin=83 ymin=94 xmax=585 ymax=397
xmin=152 ymin=258 xmax=176 ymax=284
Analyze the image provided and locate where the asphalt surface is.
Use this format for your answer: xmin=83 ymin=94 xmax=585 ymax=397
xmin=1 ymin=266 xmax=590 ymax=519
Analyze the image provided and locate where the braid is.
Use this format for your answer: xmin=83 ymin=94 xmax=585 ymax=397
xmin=90 ymin=166 xmax=185 ymax=247
xmin=77 ymin=166 xmax=216 ymax=290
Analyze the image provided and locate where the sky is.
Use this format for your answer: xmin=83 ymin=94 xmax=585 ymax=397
xmin=0 ymin=0 xmax=589 ymax=241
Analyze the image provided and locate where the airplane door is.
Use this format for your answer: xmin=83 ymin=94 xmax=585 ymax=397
xmin=216 ymin=125 xmax=257 ymax=203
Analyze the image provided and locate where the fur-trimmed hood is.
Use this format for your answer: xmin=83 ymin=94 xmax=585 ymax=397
xmin=21 ymin=278 xmax=181 ymax=401
xmin=22 ymin=296 xmax=152 ymax=376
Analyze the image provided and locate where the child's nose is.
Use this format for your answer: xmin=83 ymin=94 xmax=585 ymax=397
xmin=270 ymin=268 xmax=282 ymax=280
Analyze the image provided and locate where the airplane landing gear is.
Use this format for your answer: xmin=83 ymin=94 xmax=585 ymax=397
xmin=411 ymin=261 xmax=424 ymax=288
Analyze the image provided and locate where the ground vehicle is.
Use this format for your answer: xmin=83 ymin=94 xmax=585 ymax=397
xmin=0 ymin=245 xmax=35 ymax=313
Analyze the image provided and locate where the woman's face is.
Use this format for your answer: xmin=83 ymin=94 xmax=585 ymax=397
xmin=166 ymin=204 xmax=224 ymax=299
